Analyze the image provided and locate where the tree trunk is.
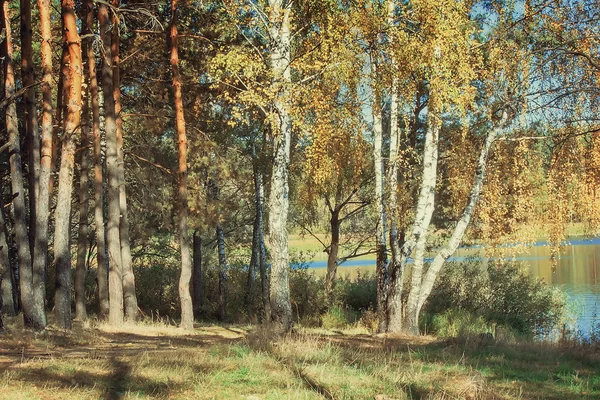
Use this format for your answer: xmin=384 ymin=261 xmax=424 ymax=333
xmin=50 ymin=37 xmax=69 ymax=199
xmin=252 ymin=140 xmax=270 ymax=321
xmin=325 ymin=209 xmax=340 ymax=304
xmin=31 ymin=0 xmax=54 ymax=330
xmin=99 ymin=2 xmax=124 ymax=326
xmin=407 ymin=112 xmax=508 ymax=330
xmin=83 ymin=0 xmax=109 ymax=319
xmin=2 ymin=0 xmax=35 ymax=327
xmin=170 ymin=0 xmax=193 ymax=330
xmin=384 ymin=0 xmax=405 ymax=332
xmin=216 ymin=224 xmax=227 ymax=321
xmin=74 ymin=18 xmax=93 ymax=321
xmin=53 ymin=0 xmax=83 ymax=330
xmin=20 ymin=0 xmax=39 ymax=258
xmin=401 ymin=111 xmax=441 ymax=334
xmin=267 ymin=0 xmax=293 ymax=333
xmin=111 ymin=1 xmax=138 ymax=322
xmin=0 ymin=187 xmax=16 ymax=316
xmin=371 ymin=60 xmax=388 ymax=333
xmin=247 ymin=140 xmax=261 ymax=314
xmin=192 ymin=232 xmax=203 ymax=319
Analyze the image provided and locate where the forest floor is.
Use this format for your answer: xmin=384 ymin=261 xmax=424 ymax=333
xmin=0 ymin=318 xmax=599 ymax=399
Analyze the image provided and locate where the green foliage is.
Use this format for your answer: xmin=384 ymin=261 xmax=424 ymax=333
xmin=424 ymin=260 xmax=568 ymax=337
xmin=321 ymin=305 xmax=360 ymax=330
xmin=134 ymin=263 xmax=180 ymax=317
xmin=424 ymin=309 xmax=491 ymax=338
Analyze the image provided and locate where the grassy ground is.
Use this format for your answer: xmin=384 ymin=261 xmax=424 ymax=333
xmin=0 ymin=318 xmax=599 ymax=399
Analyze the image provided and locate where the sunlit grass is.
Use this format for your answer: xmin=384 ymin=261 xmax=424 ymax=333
xmin=1 ymin=320 xmax=599 ymax=399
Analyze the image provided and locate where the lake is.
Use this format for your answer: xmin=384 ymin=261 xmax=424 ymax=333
xmin=308 ymin=238 xmax=600 ymax=337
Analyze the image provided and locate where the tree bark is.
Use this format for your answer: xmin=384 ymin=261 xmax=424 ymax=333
xmin=170 ymin=0 xmax=193 ymax=330
xmin=31 ymin=0 xmax=54 ymax=330
xmin=400 ymin=110 xmax=440 ymax=334
xmin=54 ymin=0 xmax=83 ymax=330
xmin=0 ymin=187 xmax=16 ymax=316
xmin=267 ymin=0 xmax=293 ymax=333
xmin=83 ymin=0 xmax=109 ymax=319
xmin=324 ymin=208 xmax=340 ymax=303
xmin=75 ymin=15 xmax=93 ymax=321
xmin=192 ymin=232 xmax=203 ymax=319
xmin=111 ymin=0 xmax=138 ymax=322
xmin=247 ymin=140 xmax=262 ymax=314
xmin=384 ymin=0 xmax=405 ymax=332
xmin=252 ymin=139 xmax=270 ymax=321
xmin=20 ymin=0 xmax=39 ymax=258
xmin=217 ymin=224 xmax=227 ymax=321
xmin=370 ymin=59 xmax=388 ymax=333
xmin=2 ymin=0 xmax=35 ymax=327
xmin=99 ymin=2 xmax=124 ymax=326
xmin=407 ymin=112 xmax=508 ymax=329
xmin=50 ymin=37 xmax=69 ymax=199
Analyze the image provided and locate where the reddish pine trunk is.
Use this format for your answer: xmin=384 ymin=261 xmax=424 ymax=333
xmin=32 ymin=0 xmax=54 ymax=330
xmin=170 ymin=0 xmax=194 ymax=329
xmin=99 ymin=2 xmax=124 ymax=326
xmin=2 ymin=0 xmax=35 ymax=327
xmin=54 ymin=0 xmax=83 ymax=330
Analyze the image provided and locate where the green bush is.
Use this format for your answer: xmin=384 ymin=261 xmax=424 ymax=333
xmin=424 ymin=260 xmax=567 ymax=337
xmin=321 ymin=305 xmax=359 ymax=329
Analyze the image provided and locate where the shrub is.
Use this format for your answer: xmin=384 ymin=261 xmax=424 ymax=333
xmin=321 ymin=305 xmax=359 ymax=329
xmin=424 ymin=260 xmax=567 ymax=337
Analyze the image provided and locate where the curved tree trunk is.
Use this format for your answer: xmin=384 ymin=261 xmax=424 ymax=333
xmin=407 ymin=112 xmax=508 ymax=330
xmin=99 ymin=2 xmax=124 ymax=326
xmin=111 ymin=0 xmax=138 ymax=322
xmin=267 ymin=0 xmax=293 ymax=333
xmin=170 ymin=0 xmax=193 ymax=330
xmin=83 ymin=0 xmax=109 ymax=319
xmin=401 ymin=112 xmax=440 ymax=334
xmin=2 ymin=0 xmax=35 ymax=327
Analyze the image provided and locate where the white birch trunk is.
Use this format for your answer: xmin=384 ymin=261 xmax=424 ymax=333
xmin=370 ymin=57 xmax=389 ymax=333
xmin=414 ymin=112 xmax=508 ymax=317
xmin=399 ymin=110 xmax=441 ymax=334
xmin=267 ymin=0 xmax=293 ymax=332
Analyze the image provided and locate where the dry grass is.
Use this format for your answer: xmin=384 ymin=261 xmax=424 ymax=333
xmin=0 ymin=318 xmax=599 ymax=399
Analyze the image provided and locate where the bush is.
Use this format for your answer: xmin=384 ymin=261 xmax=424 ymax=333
xmin=321 ymin=305 xmax=360 ymax=329
xmin=424 ymin=260 xmax=567 ymax=337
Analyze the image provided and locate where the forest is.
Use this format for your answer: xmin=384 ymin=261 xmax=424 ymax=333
xmin=1 ymin=0 xmax=600 ymax=397
xmin=0 ymin=0 xmax=599 ymax=367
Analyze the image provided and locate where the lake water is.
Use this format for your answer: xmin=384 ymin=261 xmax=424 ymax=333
xmin=308 ymin=238 xmax=600 ymax=336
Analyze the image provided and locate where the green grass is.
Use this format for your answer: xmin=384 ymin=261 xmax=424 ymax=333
xmin=1 ymin=320 xmax=599 ymax=399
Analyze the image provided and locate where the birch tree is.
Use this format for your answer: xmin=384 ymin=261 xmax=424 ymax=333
xmin=267 ymin=0 xmax=293 ymax=332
